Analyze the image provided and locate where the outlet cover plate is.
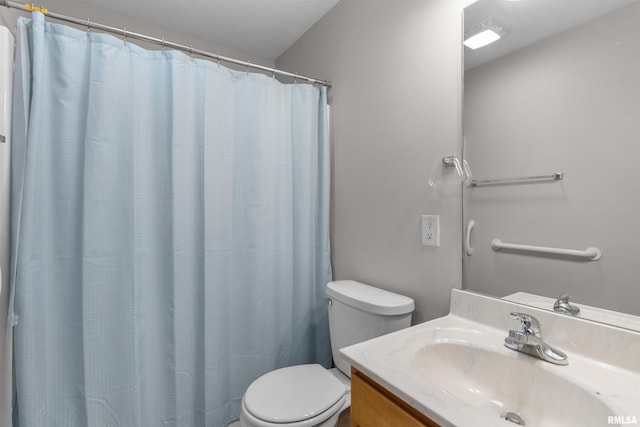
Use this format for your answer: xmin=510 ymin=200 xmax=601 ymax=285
xmin=421 ymin=214 xmax=440 ymax=247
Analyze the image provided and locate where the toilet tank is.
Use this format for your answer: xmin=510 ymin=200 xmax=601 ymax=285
xmin=326 ymin=280 xmax=415 ymax=377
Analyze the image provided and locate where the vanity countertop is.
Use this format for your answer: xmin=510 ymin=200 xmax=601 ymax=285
xmin=340 ymin=289 xmax=640 ymax=427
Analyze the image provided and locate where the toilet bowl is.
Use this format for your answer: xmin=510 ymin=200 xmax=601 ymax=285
xmin=239 ymin=280 xmax=415 ymax=427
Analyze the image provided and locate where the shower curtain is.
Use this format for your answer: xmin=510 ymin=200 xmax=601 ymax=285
xmin=10 ymin=13 xmax=332 ymax=427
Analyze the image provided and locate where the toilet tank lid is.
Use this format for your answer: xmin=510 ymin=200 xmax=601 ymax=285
xmin=326 ymin=280 xmax=415 ymax=316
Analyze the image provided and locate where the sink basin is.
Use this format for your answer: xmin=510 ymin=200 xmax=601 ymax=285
xmin=415 ymin=341 xmax=614 ymax=427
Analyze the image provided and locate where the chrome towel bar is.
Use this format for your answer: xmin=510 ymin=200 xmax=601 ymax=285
xmin=471 ymin=172 xmax=564 ymax=187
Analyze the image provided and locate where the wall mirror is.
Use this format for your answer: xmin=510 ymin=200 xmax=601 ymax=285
xmin=462 ymin=0 xmax=640 ymax=330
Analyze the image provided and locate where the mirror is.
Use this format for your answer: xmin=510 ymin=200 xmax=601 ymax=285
xmin=462 ymin=0 xmax=640 ymax=330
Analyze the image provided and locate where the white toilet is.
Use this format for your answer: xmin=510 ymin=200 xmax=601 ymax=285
xmin=239 ymin=280 xmax=415 ymax=427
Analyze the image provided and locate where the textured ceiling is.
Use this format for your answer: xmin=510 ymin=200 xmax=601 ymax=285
xmin=75 ymin=0 xmax=341 ymax=61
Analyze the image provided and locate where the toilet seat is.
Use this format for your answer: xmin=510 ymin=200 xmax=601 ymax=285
xmin=243 ymin=364 xmax=347 ymax=426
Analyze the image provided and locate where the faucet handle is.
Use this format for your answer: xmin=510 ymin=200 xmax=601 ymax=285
xmin=556 ymin=292 xmax=571 ymax=304
xmin=510 ymin=312 xmax=542 ymax=337
xmin=554 ymin=292 xmax=581 ymax=316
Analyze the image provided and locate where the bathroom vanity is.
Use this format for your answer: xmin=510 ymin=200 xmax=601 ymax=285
xmin=351 ymin=369 xmax=439 ymax=427
xmin=341 ymin=289 xmax=640 ymax=427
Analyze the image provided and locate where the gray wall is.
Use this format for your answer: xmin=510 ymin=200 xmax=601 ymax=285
xmin=277 ymin=0 xmax=470 ymax=323
xmin=463 ymin=2 xmax=640 ymax=315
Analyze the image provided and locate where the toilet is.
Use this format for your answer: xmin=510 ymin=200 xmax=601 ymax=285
xmin=239 ymin=280 xmax=415 ymax=427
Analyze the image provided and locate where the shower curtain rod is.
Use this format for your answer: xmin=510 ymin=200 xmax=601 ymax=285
xmin=1 ymin=0 xmax=332 ymax=87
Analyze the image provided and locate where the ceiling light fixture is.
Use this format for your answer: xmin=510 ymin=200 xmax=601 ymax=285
xmin=464 ymin=18 xmax=508 ymax=50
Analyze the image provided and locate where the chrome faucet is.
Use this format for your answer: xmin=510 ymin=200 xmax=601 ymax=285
xmin=553 ymin=292 xmax=580 ymax=316
xmin=504 ymin=312 xmax=568 ymax=365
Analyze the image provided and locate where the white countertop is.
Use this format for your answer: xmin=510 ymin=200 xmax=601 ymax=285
xmin=340 ymin=289 xmax=640 ymax=427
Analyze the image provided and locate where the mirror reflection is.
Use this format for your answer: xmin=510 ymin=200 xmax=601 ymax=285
xmin=462 ymin=0 xmax=640 ymax=329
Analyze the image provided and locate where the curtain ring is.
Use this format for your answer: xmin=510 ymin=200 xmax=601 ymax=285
xmin=216 ymin=52 xmax=220 ymax=69
xmin=161 ymin=37 xmax=165 ymax=51
xmin=189 ymin=45 xmax=193 ymax=58
xmin=246 ymin=61 xmax=251 ymax=75
xmin=272 ymin=68 xmax=276 ymax=80
xmin=294 ymin=73 xmax=298 ymax=84
xmin=123 ymin=27 xmax=127 ymax=45
xmin=86 ymin=18 xmax=90 ymax=33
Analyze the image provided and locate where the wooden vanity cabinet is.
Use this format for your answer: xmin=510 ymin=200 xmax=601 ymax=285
xmin=350 ymin=368 xmax=441 ymax=427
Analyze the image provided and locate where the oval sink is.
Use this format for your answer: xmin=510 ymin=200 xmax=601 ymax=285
xmin=415 ymin=342 xmax=614 ymax=427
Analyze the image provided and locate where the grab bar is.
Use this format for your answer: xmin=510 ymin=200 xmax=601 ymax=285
xmin=491 ymin=239 xmax=601 ymax=261
xmin=465 ymin=220 xmax=475 ymax=256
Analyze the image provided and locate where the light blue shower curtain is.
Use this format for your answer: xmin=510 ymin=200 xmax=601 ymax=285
xmin=10 ymin=13 xmax=331 ymax=427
